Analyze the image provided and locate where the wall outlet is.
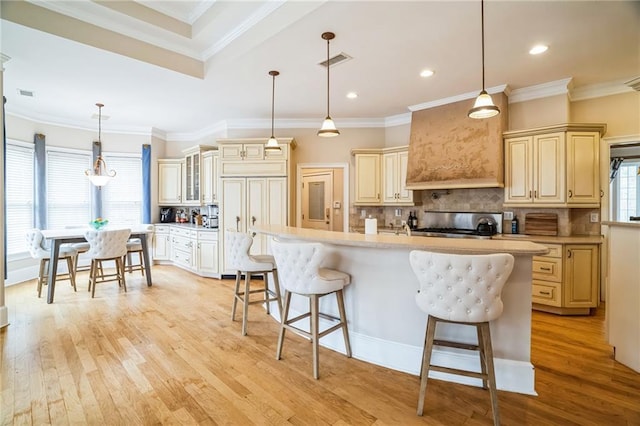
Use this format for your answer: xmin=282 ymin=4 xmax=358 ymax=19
xmin=503 ymin=211 xmax=514 ymax=220
xmin=590 ymin=212 xmax=599 ymax=223
xmin=360 ymin=209 xmax=367 ymax=218
xmin=395 ymin=208 xmax=402 ymax=217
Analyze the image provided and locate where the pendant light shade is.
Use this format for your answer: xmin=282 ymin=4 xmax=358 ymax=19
xmin=318 ymin=31 xmax=340 ymax=137
xmin=85 ymin=103 xmax=116 ymax=186
xmin=265 ymin=70 xmax=281 ymax=152
xmin=468 ymin=0 xmax=500 ymax=119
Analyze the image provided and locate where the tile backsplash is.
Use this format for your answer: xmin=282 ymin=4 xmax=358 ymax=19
xmin=349 ymin=187 xmax=601 ymax=236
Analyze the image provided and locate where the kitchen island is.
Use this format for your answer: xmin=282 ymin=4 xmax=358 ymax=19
xmin=251 ymin=225 xmax=547 ymax=395
xmin=603 ymin=221 xmax=640 ymax=373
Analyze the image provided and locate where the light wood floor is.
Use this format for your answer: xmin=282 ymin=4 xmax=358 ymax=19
xmin=2 ymin=265 xmax=639 ymax=425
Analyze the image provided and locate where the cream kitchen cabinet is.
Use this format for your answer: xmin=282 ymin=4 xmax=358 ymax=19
xmin=196 ymin=230 xmax=218 ymax=276
xmin=158 ymin=159 xmax=183 ymax=205
xmin=218 ymin=138 xmax=292 ymax=177
xmin=382 ymin=149 xmax=413 ymax=204
xmin=352 ymin=146 xmax=414 ymax=206
xmin=503 ymin=124 xmax=605 ymax=208
xmin=353 ymin=152 xmax=381 ymax=205
xmin=182 ymin=145 xmax=216 ymax=206
xmin=220 ymin=177 xmax=287 ymax=274
xmin=152 ymin=225 xmax=171 ymax=261
xmin=202 ymin=151 xmax=219 ymax=204
xmin=532 ymin=242 xmax=599 ymax=315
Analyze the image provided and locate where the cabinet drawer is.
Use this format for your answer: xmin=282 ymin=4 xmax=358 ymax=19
xmin=539 ymin=243 xmax=562 ymax=258
xmin=170 ymin=227 xmax=196 ymax=238
xmin=171 ymin=249 xmax=192 ymax=268
xmin=197 ymin=231 xmax=218 ymax=241
xmin=172 ymin=235 xmax=193 ymax=251
xmin=532 ymin=257 xmax=562 ymax=282
xmin=154 ymin=225 xmax=170 ymax=234
xmin=532 ymin=280 xmax=561 ymax=307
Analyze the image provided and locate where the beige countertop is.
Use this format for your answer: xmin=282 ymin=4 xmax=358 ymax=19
xmin=602 ymin=221 xmax=640 ymax=228
xmin=494 ymin=233 xmax=602 ymax=244
xmin=252 ymin=225 xmax=548 ymax=255
xmin=154 ymin=223 xmax=218 ymax=231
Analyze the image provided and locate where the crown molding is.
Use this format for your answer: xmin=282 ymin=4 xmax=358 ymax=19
xmin=408 ymin=84 xmax=509 ymax=112
xmin=166 ymin=120 xmax=228 ymax=142
xmin=569 ymin=78 xmax=636 ymax=102
xmin=385 ymin=113 xmax=412 ymax=127
xmin=508 ymin=78 xmax=572 ymax=104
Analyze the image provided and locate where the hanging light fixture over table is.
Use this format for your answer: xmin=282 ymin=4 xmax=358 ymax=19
xmin=468 ymin=0 xmax=500 ymax=119
xmin=85 ymin=102 xmax=116 ymax=186
xmin=265 ymin=70 xmax=282 ymax=152
xmin=318 ymin=31 xmax=340 ymax=137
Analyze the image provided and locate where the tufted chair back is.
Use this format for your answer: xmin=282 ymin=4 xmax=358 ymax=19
xmin=26 ymin=229 xmax=48 ymax=259
xmin=410 ymin=251 xmax=514 ymax=323
xmin=271 ymin=239 xmax=348 ymax=295
xmin=225 ymin=230 xmax=275 ymax=272
xmin=85 ymin=228 xmax=131 ymax=260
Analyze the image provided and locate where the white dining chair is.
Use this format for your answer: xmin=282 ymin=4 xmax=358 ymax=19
xmin=84 ymin=228 xmax=131 ymax=298
xmin=26 ymin=228 xmax=79 ymax=297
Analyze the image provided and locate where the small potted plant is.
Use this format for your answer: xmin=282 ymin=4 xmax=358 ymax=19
xmin=90 ymin=217 xmax=109 ymax=230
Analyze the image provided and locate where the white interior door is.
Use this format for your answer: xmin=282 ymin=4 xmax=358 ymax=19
xmin=302 ymin=172 xmax=332 ymax=231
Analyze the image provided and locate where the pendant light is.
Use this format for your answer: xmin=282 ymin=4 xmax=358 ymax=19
xmin=85 ymin=103 xmax=116 ymax=186
xmin=468 ymin=0 xmax=500 ymax=119
xmin=317 ymin=31 xmax=340 ymax=137
xmin=265 ymin=70 xmax=282 ymax=152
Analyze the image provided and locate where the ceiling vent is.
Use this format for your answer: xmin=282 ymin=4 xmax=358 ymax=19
xmin=625 ymin=77 xmax=640 ymax=92
xmin=319 ymin=52 xmax=352 ymax=68
xmin=17 ymin=89 xmax=34 ymax=97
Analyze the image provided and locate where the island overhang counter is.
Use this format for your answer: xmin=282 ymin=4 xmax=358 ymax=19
xmin=251 ymin=225 xmax=548 ymax=395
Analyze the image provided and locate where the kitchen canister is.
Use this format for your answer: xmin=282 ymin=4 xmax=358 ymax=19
xmin=364 ymin=216 xmax=378 ymax=234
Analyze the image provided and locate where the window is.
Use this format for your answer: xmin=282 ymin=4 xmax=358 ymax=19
xmin=5 ymin=140 xmax=34 ymax=256
xmin=102 ymin=153 xmax=142 ymax=226
xmin=46 ymin=148 xmax=92 ymax=228
xmin=612 ymin=160 xmax=640 ymax=221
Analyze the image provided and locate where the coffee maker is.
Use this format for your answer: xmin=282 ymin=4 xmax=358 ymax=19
xmin=160 ymin=207 xmax=175 ymax=223
xmin=204 ymin=205 xmax=219 ymax=228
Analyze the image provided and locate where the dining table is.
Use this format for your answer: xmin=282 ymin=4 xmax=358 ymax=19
xmin=40 ymin=226 xmax=154 ymax=303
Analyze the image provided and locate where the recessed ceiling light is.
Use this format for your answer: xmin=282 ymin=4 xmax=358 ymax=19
xmin=529 ymin=44 xmax=548 ymax=55
xmin=420 ymin=69 xmax=435 ymax=78
xmin=346 ymin=92 xmax=358 ymax=99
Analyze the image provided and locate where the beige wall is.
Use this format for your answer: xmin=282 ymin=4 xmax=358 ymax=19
xmin=384 ymin=124 xmax=411 ymax=147
xmin=508 ymin=94 xmax=570 ymax=130
xmin=571 ymin=92 xmax=640 ymax=137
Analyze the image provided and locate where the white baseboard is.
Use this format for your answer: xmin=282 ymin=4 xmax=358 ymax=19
xmin=267 ymin=302 xmax=536 ymax=396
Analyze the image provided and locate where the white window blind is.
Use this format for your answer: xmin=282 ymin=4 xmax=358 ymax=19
xmin=47 ymin=149 xmax=92 ymax=228
xmin=102 ymin=154 xmax=142 ymax=226
xmin=616 ymin=161 xmax=639 ymax=221
xmin=6 ymin=142 xmax=34 ymax=255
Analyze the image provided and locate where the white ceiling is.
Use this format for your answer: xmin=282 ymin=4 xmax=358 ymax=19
xmin=1 ymin=0 xmax=639 ymax=140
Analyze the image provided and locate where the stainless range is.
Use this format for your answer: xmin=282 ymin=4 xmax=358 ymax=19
xmin=413 ymin=211 xmax=503 ymax=239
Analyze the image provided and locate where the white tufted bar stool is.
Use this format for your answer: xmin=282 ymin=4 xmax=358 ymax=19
xmin=409 ymin=250 xmax=514 ymax=426
xmin=84 ymin=228 xmax=131 ymax=298
xmin=26 ymin=229 xmax=78 ymax=297
xmin=124 ymin=224 xmax=154 ymax=275
xmin=226 ymin=230 xmax=283 ymax=336
xmin=270 ymin=238 xmax=352 ymax=379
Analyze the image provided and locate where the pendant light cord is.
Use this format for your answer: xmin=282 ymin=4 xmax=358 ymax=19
xmin=481 ymin=0 xmax=485 ymax=91
xmin=271 ymin=73 xmax=275 ymax=137
xmin=97 ymin=102 xmax=103 ymax=143
xmin=326 ymin=37 xmax=330 ymax=118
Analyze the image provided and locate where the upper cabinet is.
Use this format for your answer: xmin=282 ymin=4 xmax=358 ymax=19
xmin=218 ymin=138 xmax=294 ymax=177
xmin=201 ymin=151 xmax=219 ymax=205
xmin=158 ymin=159 xmax=183 ymax=205
xmin=352 ymin=146 xmax=416 ymax=206
xmin=158 ymin=145 xmax=216 ymax=206
xmin=503 ymin=124 xmax=605 ymax=208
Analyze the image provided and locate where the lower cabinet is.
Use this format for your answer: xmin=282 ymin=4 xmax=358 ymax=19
xmin=532 ymin=242 xmax=599 ymax=315
xmin=153 ymin=225 xmax=171 ymax=261
xmin=153 ymin=225 xmax=219 ymax=278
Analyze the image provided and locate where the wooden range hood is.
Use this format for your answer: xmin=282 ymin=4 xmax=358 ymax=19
xmin=406 ymin=93 xmax=508 ymax=190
